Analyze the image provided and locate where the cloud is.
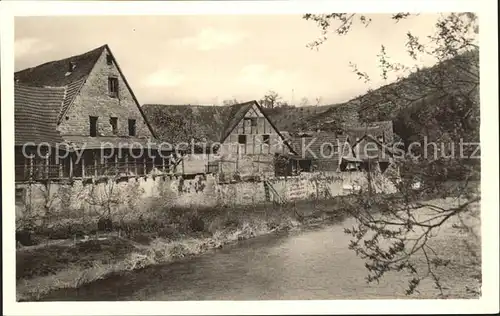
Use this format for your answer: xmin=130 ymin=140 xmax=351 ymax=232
xmin=238 ymin=64 xmax=297 ymax=88
xmin=144 ymin=69 xmax=186 ymax=87
xmin=173 ymin=28 xmax=246 ymax=51
xmin=15 ymin=38 xmax=52 ymax=57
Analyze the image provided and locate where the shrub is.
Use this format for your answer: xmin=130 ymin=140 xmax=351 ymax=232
xmin=189 ymin=215 xmax=205 ymax=232
xmin=16 ymin=229 xmax=34 ymax=246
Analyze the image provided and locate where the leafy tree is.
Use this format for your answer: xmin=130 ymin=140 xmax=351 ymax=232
xmin=304 ymin=13 xmax=480 ymax=297
xmin=260 ymin=90 xmax=282 ymax=109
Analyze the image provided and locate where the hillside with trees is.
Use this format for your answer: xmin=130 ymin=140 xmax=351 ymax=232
xmin=296 ymin=48 xmax=479 ymax=149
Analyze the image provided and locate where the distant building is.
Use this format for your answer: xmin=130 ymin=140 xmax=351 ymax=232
xmin=143 ymin=100 xmax=296 ymax=178
xmin=286 ymin=131 xmax=351 ymax=174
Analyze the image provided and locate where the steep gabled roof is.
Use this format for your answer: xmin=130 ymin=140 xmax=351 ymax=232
xmin=219 ymin=101 xmax=255 ymax=142
xmin=15 ymin=45 xmax=105 ymax=87
xmin=58 ymin=78 xmax=86 ymax=123
xmin=15 ymin=45 xmax=105 ymax=124
xmin=15 ymin=83 xmax=66 ymax=146
xmin=14 ymin=44 xmax=158 ymax=138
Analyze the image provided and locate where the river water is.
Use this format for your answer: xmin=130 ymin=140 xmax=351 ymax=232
xmin=41 ymin=214 xmax=479 ymax=301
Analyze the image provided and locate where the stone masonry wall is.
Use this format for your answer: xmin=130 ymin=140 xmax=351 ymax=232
xmin=15 ymin=172 xmax=397 ymax=227
xmin=57 ymin=47 xmax=153 ymax=138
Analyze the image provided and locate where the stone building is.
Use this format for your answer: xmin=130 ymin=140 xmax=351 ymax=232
xmin=14 ymin=44 xmax=172 ymax=183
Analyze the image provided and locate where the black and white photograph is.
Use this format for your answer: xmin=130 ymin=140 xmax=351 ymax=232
xmin=1 ymin=1 xmax=498 ymax=315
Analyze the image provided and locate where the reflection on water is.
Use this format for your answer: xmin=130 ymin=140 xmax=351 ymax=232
xmin=41 ymin=217 xmax=473 ymax=301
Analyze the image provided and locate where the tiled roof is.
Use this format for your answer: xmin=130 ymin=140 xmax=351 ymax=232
xmin=15 ymin=84 xmax=66 ymax=146
xmin=14 ymin=44 xmax=158 ymax=138
xmin=14 ymin=45 xmax=105 ymax=87
xmin=288 ymin=131 xmax=348 ymax=160
xmin=58 ymin=77 xmax=86 ymax=123
xmin=346 ymin=121 xmax=394 ymax=144
xmin=15 ymin=45 xmax=105 ymax=125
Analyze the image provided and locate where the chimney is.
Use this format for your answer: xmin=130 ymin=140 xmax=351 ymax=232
xmin=65 ymin=62 xmax=77 ymax=76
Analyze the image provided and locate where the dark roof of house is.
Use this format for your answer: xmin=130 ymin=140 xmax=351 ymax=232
xmin=288 ymin=131 xmax=348 ymax=160
xmin=346 ymin=121 xmax=394 ymax=144
xmin=14 ymin=46 xmax=105 ymax=124
xmin=59 ymin=78 xmax=86 ymax=123
xmin=262 ymin=104 xmax=338 ymax=133
xmin=14 ymin=44 xmax=158 ymax=138
xmin=219 ymin=101 xmax=255 ymax=142
xmin=15 ymin=84 xmax=66 ymax=146
xmin=141 ymin=103 xmax=234 ymax=145
xmin=14 ymin=45 xmax=105 ymax=87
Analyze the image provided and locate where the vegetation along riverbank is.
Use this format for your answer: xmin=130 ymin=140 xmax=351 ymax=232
xmin=16 ymin=196 xmax=350 ymax=301
xmin=16 ymin=181 xmax=479 ymax=302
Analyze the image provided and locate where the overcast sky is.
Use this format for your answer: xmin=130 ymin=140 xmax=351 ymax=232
xmin=15 ymin=14 xmax=442 ymax=106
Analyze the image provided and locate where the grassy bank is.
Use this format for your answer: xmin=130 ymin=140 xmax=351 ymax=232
xmin=16 ymin=198 xmax=349 ymax=301
xmin=16 ymin=181 xmax=480 ymax=301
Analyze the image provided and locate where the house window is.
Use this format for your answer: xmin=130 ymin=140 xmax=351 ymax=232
xmin=89 ymin=116 xmax=98 ymax=137
xmin=110 ymin=117 xmax=118 ymax=134
xmin=238 ymin=135 xmax=247 ymax=144
xmin=250 ymin=118 xmax=258 ymax=134
xmin=108 ymin=77 xmax=119 ymax=98
xmin=243 ymin=117 xmax=252 ymax=134
xmin=106 ymin=54 xmax=113 ymax=65
xmin=128 ymin=119 xmax=136 ymax=136
xmin=322 ymin=144 xmax=334 ymax=157
xmin=262 ymin=134 xmax=270 ymax=145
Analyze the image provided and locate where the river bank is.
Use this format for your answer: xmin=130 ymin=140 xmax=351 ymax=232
xmin=16 ymin=198 xmax=349 ymax=301
xmin=36 ymin=196 xmax=481 ymax=301
xmin=16 ymin=181 xmax=481 ymax=301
